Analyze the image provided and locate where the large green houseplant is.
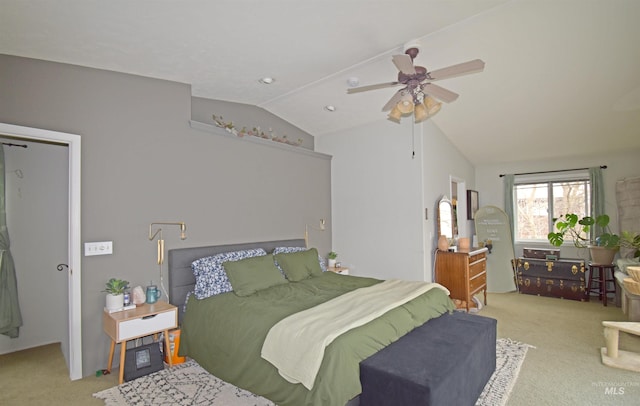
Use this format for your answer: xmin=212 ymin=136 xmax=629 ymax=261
xmin=547 ymin=214 xmax=620 ymax=264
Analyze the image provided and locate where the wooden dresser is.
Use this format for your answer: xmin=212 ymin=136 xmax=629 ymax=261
xmin=435 ymin=247 xmax=488 ymax=312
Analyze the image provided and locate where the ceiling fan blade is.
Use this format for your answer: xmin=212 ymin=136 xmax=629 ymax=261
xmin=382 ymin=89 xmax=406 ymax=112
xmin=422 ymin=83 xmax=459 ymax=103
xmin=392 ymin=54 xmax=416 ymax=75
xmin=427 ymin=59 xmax=485 ymax=81
xmin=347 ymin=82 xmax=401 ymax=94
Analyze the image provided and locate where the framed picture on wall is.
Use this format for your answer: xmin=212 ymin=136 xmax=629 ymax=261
xmin=467 ymin=190 xmax=479 ymax=220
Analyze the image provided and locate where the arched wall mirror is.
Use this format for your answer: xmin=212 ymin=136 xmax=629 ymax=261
xmin=437 ymin=196 xmax=455 ymax=239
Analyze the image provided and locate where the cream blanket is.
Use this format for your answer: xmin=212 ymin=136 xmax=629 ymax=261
xmin=260 ymin=279 xmax=449 ymax=390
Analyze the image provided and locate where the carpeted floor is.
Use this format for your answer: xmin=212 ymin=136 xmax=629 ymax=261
xmin=93 ymin=338 xmax=530 ymax=406
xmin=480 ymin=292 xmax=640 ymax=406
xmin=0 ymin=342 xmax=118 ymax=405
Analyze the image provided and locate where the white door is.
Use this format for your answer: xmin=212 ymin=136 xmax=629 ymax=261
xmin=0 ymin=123 xmax=82 ymax=380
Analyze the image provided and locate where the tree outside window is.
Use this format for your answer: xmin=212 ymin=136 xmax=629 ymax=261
xmin=515 ymin=180 xmax=590 ymax=241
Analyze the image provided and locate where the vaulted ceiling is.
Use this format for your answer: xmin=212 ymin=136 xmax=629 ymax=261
xmin=1 ymin=0 xmax=639 ymax=165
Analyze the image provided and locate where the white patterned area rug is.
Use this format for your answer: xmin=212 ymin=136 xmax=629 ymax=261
xmin=93 ymin=361 xmax=275 ymax=406
xmin=476 ymin=338 xmax=534 ymax=406
xmin=94 ymin=338 xmax=532 ymax=406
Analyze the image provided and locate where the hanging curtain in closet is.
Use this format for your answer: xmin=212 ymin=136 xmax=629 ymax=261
xmin=0 ymin=144 xmax=22 ymax=338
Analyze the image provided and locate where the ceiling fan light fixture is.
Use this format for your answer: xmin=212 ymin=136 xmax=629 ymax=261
xmin=424 ymin=96 xmax=442 ymax=116
xmin=397 ymin=95 xmax=414 ymax=114
xmin=388 ymin=106 xmax=402 ymax=123
xmin=346 ymin=46 xmax=484 ymax=125
xmin=414 ymin=103 xmax=429 ymax=122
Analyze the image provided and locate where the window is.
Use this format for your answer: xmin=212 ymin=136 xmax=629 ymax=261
xmin=514 ymin=179 xmax=591 ymax=241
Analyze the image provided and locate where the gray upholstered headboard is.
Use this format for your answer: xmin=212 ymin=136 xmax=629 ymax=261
xmin=167 ymin=238 xmax=306 ymax=326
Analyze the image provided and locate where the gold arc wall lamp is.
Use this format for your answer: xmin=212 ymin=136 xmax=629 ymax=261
xmin=148 ymin=221 xmax=187 ymax=301
xmin=304 ymin=219 xmax=326 ymax=248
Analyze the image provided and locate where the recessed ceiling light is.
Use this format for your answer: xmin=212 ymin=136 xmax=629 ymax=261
xmin=259 ymin=77 xmax=275 ymax=84
xmin=324 ymin=105 xmax=336 ymax=112
xmin=347 ymin=77 xmax=359 ymax=87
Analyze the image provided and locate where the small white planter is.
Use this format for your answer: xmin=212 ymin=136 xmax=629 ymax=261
xmin=328 ymin=259 xmax=337 ymax=268
xmin=105 ymin=293 xmax=124 ymax=311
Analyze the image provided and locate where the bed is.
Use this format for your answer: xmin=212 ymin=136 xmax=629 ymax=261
xmin=168 ymin=239 xmax=455 ymax=406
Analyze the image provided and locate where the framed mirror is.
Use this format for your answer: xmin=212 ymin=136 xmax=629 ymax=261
xmin=437 ymin=196 xmax=455 ymax=239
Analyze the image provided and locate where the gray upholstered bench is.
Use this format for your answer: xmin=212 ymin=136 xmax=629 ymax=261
xmin=359 ymin=312 xmax=497 ymax=406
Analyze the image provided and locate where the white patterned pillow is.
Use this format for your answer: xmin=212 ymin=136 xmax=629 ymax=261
xmin=272 ymin=246 xmax=327 ymax=275
xmin=192 ymin=248 xmax=267 ymax=299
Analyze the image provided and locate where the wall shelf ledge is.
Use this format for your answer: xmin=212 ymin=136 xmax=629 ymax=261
xmin=189 ymin=120 xmax=331 ymax=160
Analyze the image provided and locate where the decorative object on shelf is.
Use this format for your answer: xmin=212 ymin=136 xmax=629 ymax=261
xmin=148 ymin=222 xmax=188 ymax=301
xmin=212 ymin=115 xmax=303 ymax=147
xmin=484 ymin=239 xmax=493 ymax=254
xmin=103 ymin=278 xmax=129 ymax=311
xmin=546 ymin=213 xmax=635 ymax=264
xmin=458 ymin=237 xmax=471 ymax=251
xmin=438 ymin=235 xmax=449 ymax=251
xmin=132 ymin=286 xmax=146 ymax=305
xmin=146 ymin=283 xmax=161 ymax=304
xmin=327 ymin=251 xmax=338 ymax=268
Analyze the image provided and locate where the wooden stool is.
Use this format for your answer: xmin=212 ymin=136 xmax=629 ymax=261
xmin=601 ymin=321 xmax=640 ymax=372
xmin=587 ymin=263 xmax=616 ymax=306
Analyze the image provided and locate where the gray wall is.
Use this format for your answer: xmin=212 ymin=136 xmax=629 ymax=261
xmin=0 ymin=54 xmax=331 ymax=377
xmin=0 ymin=139 xmax=68 ymax=359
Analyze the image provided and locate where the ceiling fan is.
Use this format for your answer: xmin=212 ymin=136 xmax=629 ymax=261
xmin=347 ymin=47 xmax=485 ymax=123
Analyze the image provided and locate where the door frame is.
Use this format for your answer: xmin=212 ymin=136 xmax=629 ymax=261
xmin=0 ymin=123 xmax=82 ymax=380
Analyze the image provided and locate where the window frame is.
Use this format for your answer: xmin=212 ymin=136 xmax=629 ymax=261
xmin=512 ymin=170 xmax=591 ymax=244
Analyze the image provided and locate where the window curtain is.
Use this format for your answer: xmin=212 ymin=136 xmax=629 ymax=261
xmin=0 ymin=144 xmax=22 ymax=338
xmin=589 ymin=166 xmax=605 ymax=240
xmin=503 ymin=174 xmax=515 ymax=244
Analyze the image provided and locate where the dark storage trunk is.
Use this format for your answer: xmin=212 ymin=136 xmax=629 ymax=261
xmin=522 ymin=247 xmax=561 ymax=260
xmin=516 ymin=257 xmax=586 ymax=301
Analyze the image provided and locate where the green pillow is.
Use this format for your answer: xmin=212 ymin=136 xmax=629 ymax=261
xmin=274 ymin=248 xmax=323 ymax=282
xmin=223 ymin=255 xmax=287 ymax=296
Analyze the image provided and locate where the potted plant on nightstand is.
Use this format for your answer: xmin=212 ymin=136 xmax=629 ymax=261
xmin=327 ymin=251 xmax=338 ymax=268
xmin=103 ymin=278 xmax=129 ymax=311
xmin=547 ymin=214 xmax=620 ymax=264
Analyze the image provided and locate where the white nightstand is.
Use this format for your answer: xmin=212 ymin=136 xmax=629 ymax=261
xmin=328 ymin=266 xmax=350 ymax=275
xmin=103 ymin=301 xmax=177 ymax=384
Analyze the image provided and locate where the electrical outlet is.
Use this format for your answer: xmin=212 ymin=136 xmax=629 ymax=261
xmin=84 ymin=241 xmax=113 ymax=256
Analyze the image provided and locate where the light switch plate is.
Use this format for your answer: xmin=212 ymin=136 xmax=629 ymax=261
xmin=84 ymin=241 xmax=113 ymax=256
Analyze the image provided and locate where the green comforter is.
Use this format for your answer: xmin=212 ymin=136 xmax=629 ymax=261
xmin=180 ymin=272 xmax=454 ymax=406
